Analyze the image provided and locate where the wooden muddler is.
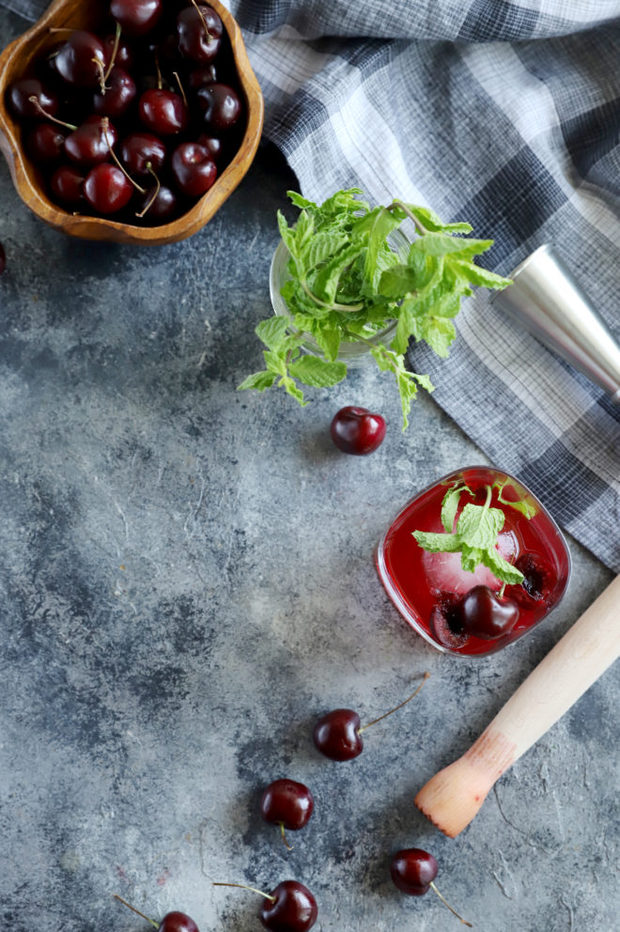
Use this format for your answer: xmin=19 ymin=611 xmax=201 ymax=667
xmin=415 ymin=574 xmax=620 ymax=837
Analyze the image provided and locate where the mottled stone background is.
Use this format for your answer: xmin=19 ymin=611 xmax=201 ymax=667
xmin=0 ymin=10 xmax=617 ymax=930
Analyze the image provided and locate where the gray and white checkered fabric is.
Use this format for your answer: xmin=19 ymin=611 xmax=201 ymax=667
xmin=3 ymin=1 xmax=619 ymax=570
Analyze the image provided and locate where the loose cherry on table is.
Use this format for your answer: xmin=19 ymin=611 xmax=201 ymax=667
xmin=113 ymin=894 xmax=199 ymax=932
xmin=213 ymin=880 xmax=318 ymax=932
xmin=330 ymin=406 xmax=386 ymax=455
xmin=260 ymin=778 xmax=314 ymax=849
xmin=390 ymin=849 xmax=472 ymax=927
xmin=313 ymin=672 xmax=430 ymax=761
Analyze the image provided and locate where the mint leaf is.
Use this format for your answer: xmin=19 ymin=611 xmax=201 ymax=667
xmin=456 ymin=502 xmax=505 ymax=550
xmin=412 ymin=232 xmax=494 ymax=259
xmin=401 ymin=204 xmax=473 ymax=235
xmin=481 ymin=547 xmax=527 ymax=585
xmin=495 ymin=479 xmax=539 ymax=519
xmin=441 ymin=484 xmax=472 ymax=532
xmin=413 ymin=485 xmax=525 ymax=585
xmin=237 ymin=371 xmax=277 ymax=391
xmin=256 ymin=316 xmax=291 ymax=352
xmin=452 ymin=259 xmax=512 ymax=290
xmin=379 ymin=264 xmax=418 ymax=298
xmin=288 ymin=355 xmax=347 ymax=387
xmin=286 ymin=191 xmax=318 ymax=210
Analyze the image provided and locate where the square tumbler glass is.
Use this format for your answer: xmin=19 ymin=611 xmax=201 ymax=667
xmin=375 ymin=466 xmax=571 ymax=657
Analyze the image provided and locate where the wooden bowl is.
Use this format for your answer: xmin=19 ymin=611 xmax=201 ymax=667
xmin=0 ymin=0 xmax=264 ymax=245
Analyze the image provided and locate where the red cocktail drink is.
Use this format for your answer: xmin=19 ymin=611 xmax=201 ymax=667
xmin=375 ymin=466 xmax=571 ymax=656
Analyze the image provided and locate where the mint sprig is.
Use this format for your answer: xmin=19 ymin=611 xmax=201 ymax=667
xmin=239 ymin=189 xmax=511 ymax=428
xmin=413 ymin=485 xmax=525 ymax=586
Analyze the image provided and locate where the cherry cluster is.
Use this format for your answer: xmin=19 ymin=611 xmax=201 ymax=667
xmin=114 ymin=673 xmax=471 ymax=929
xmin=6 ymin=0 xmax=245 ymax=224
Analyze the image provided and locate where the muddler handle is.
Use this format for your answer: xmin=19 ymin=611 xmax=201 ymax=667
xmin=414 ymin=574 xmax=620 ymax=837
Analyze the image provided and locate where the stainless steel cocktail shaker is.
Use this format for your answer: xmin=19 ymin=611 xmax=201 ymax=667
xmin=494 ymin=244 xmax=620 ymax=403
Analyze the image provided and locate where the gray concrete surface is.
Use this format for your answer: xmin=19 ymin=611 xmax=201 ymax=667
xmin=0 ymin=10 xmax=617 ymax=930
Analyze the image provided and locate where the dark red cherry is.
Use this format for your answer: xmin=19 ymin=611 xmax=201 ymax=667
xmin=177 ymin=5 xmax=223 ymax=63
xmin=93 ymin=67 xmax=136 ymax=117
xmin=429 ymin=602 xmax=468 ymax=650
xmin=54 ymin=30 xmax=106 ymax=88
xmin=454 ymin=585 xmax=519 ymax=639
xmin=171 ymin=142 xmax=217 ymax=196
xmin=113 ymin=897 xmax=199 ymax=932
xmin=511 ymin=553 xmax=552 ymax=606
xmin=390 ymin=849 xmax=472 ymax=926
xmin=258 ymin=881 xmax=318 ymax=932
xmin=313 ymin=709 xmax=362 ymax=761
xmin=65 ymin=116 xmax=117 ymax=166
xmin=330 ymin=405 xmax=386 ymax=455
xmin=110 ymin=0 xmax=163 ymax=37
xmin=391 ymin=848 xmax=438 ymax=895
xmin=196 ymin=82 xmax=242 ymax=131
xmin=196 ymin=133 xmax=223 ymax=162
xmin=135 ymin=184 xmax=178 ymax=222
xmin=102 ymin=33 xmax=135 ymax=71
xmin=0 ymin=243 xmax=6 ymax=276
xmin=121 ymin=131 xmax=166 ymax=176
xmin=158 ymin=911 xmax=199 ymax=932
xmin=314 ymin=675 xmax=428 ymax=761
xmin=83 ymin=163 xmax=133 ymax=214
xmin=7 ymin=77 xmax=58 ymax=119
xmin=139 ymin=89 xmax=188 ymax=135
xmin=260 ymin=779 xmax=314 ymax=840
xmin=188 ymin=64 xmax=218 ymax=90
xmin=50 ymin=165 xmax=85 ymax=205
xmin=27 ymin=123 xmax=66 ymax=162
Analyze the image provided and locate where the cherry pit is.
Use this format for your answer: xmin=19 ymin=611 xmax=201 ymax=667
xmin=6 ymin=1 xmax=246 ymax=225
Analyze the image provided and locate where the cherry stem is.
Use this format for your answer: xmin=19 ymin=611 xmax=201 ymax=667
xmin=429 ymin=882 xmax=472 ymax=927
xmin=113 ymin=894 xmax=158 ymax=928
xmin=135 ymin=164 xmax=161 ymax=218
xmin=103 ymin=22 xmax=122 ymax=83
xmin=93 ymin=56 xmax=107 ymax=95
xmin=279 ymin=822 xmax=293 ymax=851
xmin=155 ymin=50 xmax=163 ymax=90
xmin=28 ymin=97 xmax=77 ymax=130
xmin=358 ymin=672 xmax=430 ymax=734
xmin=212 ymin=882 xmax=276 ymax=903
xmin=190 ymin=0 xmax=215 ymax=40
xmin=173 ymin=71 xmax=187 ymax=109
xmin=102 ymin=121 xmax=146 ymax=195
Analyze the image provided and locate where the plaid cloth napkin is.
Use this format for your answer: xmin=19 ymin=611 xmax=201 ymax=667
xmin=3 ymin=1 xmax=619 ymax=571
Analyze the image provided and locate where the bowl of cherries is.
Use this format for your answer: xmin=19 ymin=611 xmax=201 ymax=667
xmin=0 ymin=0 xmax=264 ymax=245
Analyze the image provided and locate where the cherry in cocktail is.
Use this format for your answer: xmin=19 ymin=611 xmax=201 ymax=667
xmin=375 ymin=466 xmax=570 ymax=656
